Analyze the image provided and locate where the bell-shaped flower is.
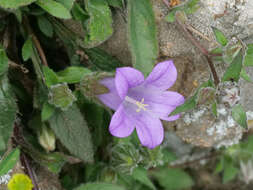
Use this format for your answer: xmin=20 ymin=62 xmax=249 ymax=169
xmin=97 ymin=60 xmax=184 ymax=149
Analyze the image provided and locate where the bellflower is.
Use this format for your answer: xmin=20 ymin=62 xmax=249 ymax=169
xmin=98 ymin=60 xmax=184 ymax=149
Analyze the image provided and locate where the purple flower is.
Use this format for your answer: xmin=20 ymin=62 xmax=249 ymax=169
xmin=98 ymin=61 xmax=184 ymax=149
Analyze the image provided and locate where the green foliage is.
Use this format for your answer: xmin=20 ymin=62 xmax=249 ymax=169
xmin=212 ymin=27 xmax=228 ymax=47
xmin=0 ymin=75 xmax=17 ymax=152
xmin=222 ymin=51 xmax=243 ymax=82
xmin=223 ymin=42 xmax=242 ymax=64
xmin=151 ymin=168 xmax=194 ymax=190
xmin=0 ymin=148 xmax=20 ymax=175
xmin=37 ymin=16 xmax=54 ymax=38
xmin=56 ymin=0 xmax=75 ymax=10
xmin=83 ymin=0 xmax=113 ymax=47
xmin=42 ymin=66 xmax=59 ymax=87
xmin=222 ymin=158 xmax=239 ymax=183
xmin=74 ymin=183 xmax=125 ymax=190
xmin=49 ymin=104 xmax=94 ymax=163
xmin=240 ymin=68 xmax=253 ymax=82
xmin=244 ymin=44 xmax=253 ymax=66
xmin=49 ymin=83 xmax=77 ymax=111
xmin=107 ymin=0 xmax=124 ymax=8
xmin=22 ymin=37 xmax=33 ymax=61
xmin=36 ymin=0 xmax=72 ymax=19
xmin=231 ymin=104 xmax=248 ymax=129
xmin=41 ymin=102 xmax=55 ymax=121
xmin=85 ymin=48 xmax=121 ymax=71
xmin=0 ymin=0 xmax=36 ymax=9
xmin=132 ymin=167 xmax=156 ymax=190
xmin=0 ymin=46 xmax=9 ymax=76
xmin=57 ymin=66 xmax=91 ymax=84
xmin=127 ymin=0 xmax=158 ymax=76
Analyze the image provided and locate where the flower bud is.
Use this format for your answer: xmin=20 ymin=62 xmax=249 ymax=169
xmin=38 ymin=125 xmax=56 ymax=152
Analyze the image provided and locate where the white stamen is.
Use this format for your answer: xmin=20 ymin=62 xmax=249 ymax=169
xmin=125 ymin=96 xmax=149 ymax=112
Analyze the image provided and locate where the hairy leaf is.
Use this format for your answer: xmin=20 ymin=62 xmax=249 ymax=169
xmin=42 ymin=66 xmax=59 ymax=87
xmin=132 ymin=167 xmax=156 ymax=190
xmin=0 ymin=0 xmax=36 ymax=9
xmin=244 ymin=44 xmax=253 ymax=66
xmin=232 ymin=104 xmax=247 ymax=129
xmin=0 ymin=75 xmax=17 ymax=152
xmin=0 ymin=148 xmax=20 ymax=176
xmin=57 ymin=66 xmax=91 ymax=84
xmin=212 ymin=27 xmax=228 ymax=47
xmin=127 ymin=0 xmax=158 ymax=76
xmin=49 ymin=104 xmax=94 ymax=162
xmin=41 ymin=102 xmax=55 ymax=121
xmin=37 ymin=16 xmax=54 ymax=38
xmin=22 ymin=37 xmax=33 ymax=61
xmin=36 ymin=0 xmax=71 ymax=19
xmin=84 ymin=0 xmax=113 ymax=48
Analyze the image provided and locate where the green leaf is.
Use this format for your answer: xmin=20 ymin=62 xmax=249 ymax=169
xmin=72 ymin=3 xmax=89 ymax=21
xmin=232 ymin=104 xmax=248 ymax=129
xmin=49 ymin=83 xmax=76 ymax=111
xmin=170 ymin=96 xmax=196 ymax=116
xmin=165 ymin=9 xmax=178 ymax=23
xmin=152 ymin=168 xmax=194 ymax=190
xmin=0 ymin=148 xmax=20 ymax=176
xmin=36 ymin=0 xmax=71 ymax=19
xmin=83 ymin=0 xmax=113 ymax=48
xmin=244 ymin=44 xmax=253 ymax=66
xmin=56 ymin=0 xmax=75 ymax=10
xmin=184 ymin=0 xmax=200 ymax=14
xmin=37 ymin=16 xmax=54 ymax=38
xmin=57 ymin=66 xmax=91 ymax=84
xmin=132 ymin=167 xmax=156 ymax=190
xmin=212 ymin=102 xmax=217 ymax=117
xmin=214 ymin=156 xmax=224 ymax=174
xmin=0 ymin=46 xmax=9 ymax=76
xmin=107 ymin=0 xmax=123 ymax=8
xmin=42 ymin=66 xmax=59 ymax=87
xmin=128 ymin=0 xmax=158 ymax=76
xmin=41 ymin=102 xmax=55 ymax=121
xmin=222 ymin=51 xmax=243 ymax=82
xmin=212 ymin=27 xmax=228 ymax=47
xmin=223 ymin=159 xmax=238 ymax=183
xmin=240 ymin=68 xmax=253 ymax=82
xmin=85 ymin=48 xmax=121 ymax=71
xmin=0 ymin=0 xmax=36 ymax=9
xmin=74 ymin=183 xmax=125 ymax=190
xmin=223 ymin=42 xmax=242 ymax=64
xmin=49 ymin=104 xmax=94 ymax=163
xmin=0 ymin=75 xmax=17 ymax=152
xmin=22 ymin=37 xmax=33 ymax=61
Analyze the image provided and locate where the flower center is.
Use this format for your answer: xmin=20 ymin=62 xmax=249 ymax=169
xmin=125 ymin=96 xmax=149 ymax=112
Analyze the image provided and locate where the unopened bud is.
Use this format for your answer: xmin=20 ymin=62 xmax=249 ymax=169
xmin=38 ymin=125 xmax=56 ymax=152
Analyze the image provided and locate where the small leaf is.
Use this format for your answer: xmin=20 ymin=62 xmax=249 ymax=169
xmin=165 ymin=10 xmax=177 ymax=23
xmin=107 ymin=0 xmax=123 ymax=8
xmin=37 ymin=16 xmax=54 ymax=38
xmin=212 ymin=102 xmax=217 ymax=117
xmin=0 ymin=75 xmax=17 ymax=152
xmin=36 ymin=0 xmax=71 ymax=19
xmin=22 ymin=37 xmax=33 ymax=61
xmin=56 ymin=0 xmax=75 ymax=10
xmin=222 ymin=51 xmax=243 ymax=82
xmin=85 ymin=48 xmax=121 ymax=71
xmin=42 ymin=66 xmax=59 ymax=87
xmin=240 ymin=68 xmax=253 ymax=82
xmin=128 ymin=0 xmax=158 ymax=76
xmin=72 ymin=3 xmax=89 ymax=21
xmin=49 ymin=83 xmax=76 ymax=111
xmin=57 ymin=66 xmax=91 ymax=84
xmin=212 ymin=27 xmax=228 ymax=47
xmin=49 ymin=104 xmax=94 ymax=163
xmin=0 ymin=0 xmax=36 ymax=9
xmin=244 ymin=44 xmax=253 ymax=66
xmin=41 ymin=102 xmax=55 ymax=121
xmin=152 ymin=168 xmax=194 ymax=190
xmin=74 ymin=183 xmax=125 ymax=190
xmin=83 ymin=0 xmax=113 ymax=48
xmin=170 ymin=96 xmax=196 ymax=116
xmin=223 ymin=158 xmax=238 ymax=183
xmin=197 ymin=87 xmax=216 ymax=105
xmin=232 ymin=104 xmax=247 ymax=129
xmin=223 ymin=42 xmax=242 ymax=64
xmin=132 ymin=167 xmax=156 ymax=190
xmin=0 ymin=46 xmax=9 ymax=76
xmin=214 ymin=156 xmax=224 ymax=174
xmin=0 ymin=148 xmax=20 ymax=176
xmin=184 ymin=0 xmax=200 ymax=14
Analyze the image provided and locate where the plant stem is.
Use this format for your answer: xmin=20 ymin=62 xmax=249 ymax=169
xmin=22 ymin=16 xmax=48 ymax=67
xmin=175 ymin=13 xmax=220 ymax=86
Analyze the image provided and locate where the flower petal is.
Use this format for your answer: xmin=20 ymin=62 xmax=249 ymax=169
xmin=134 ymin=113 xmax=164 ymax=149
xmin=115 ymin=67 xmax=144 ymax=99
xmin=109 ymin=104 xmax=135 ymax=138
xmin=128 ymin=86 xmax=184 ymax=119
xmin=161 ymin=114 xmax=180 ymax=121
xmin=97 ymin=77 xmax=122 ymax=110
xmin=145 ymin=60 xmax=177 ymax=90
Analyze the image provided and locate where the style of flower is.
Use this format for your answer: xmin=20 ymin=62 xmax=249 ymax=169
xmin=98 ymin=60 xmax=184 ymax=149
